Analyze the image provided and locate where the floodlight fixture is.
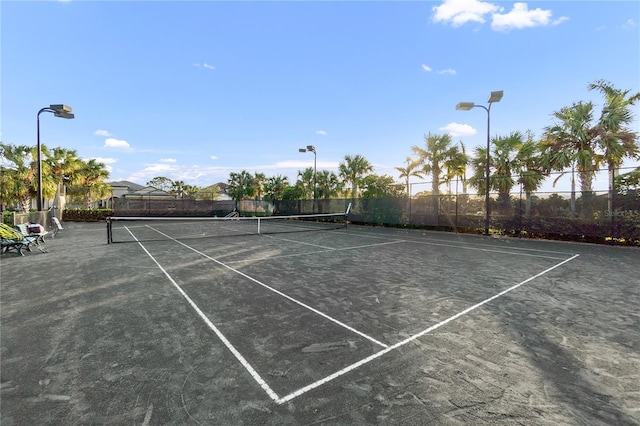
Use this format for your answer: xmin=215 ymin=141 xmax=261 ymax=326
xmin=455 ymin=102 xmax=475 ymax=111
xmin=298 ymin=145 xmax=318 ymax=210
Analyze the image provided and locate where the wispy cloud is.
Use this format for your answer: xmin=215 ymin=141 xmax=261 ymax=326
xmin=192 ymin=62 xmax=215 ymax=70
xmin=159 ymin=158 xmax=177 ymax=163
xmin=104 ymin=138 xmax=131 ymax=150
xmin=315 ymin=130 xmax=327 ymax=136
xmin=439 ymin=122 xmax=477 ymax=137
xmin=210 ymin=155 xmax=218 ymax=160
xmin=437 ymin=68 xmax=457 ymax=75
xmin=94 ymin=129 xmax=112 ymax=137
xmin=422 ymin=64 xmax=456 ymax=75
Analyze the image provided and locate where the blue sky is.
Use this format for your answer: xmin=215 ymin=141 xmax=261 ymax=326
xmin=2 ymin=0 xmax=639 ymax=194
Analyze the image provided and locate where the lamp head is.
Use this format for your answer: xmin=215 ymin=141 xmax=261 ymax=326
xmin=54 ymin=111 xmax=75 ymax=119
xmin=306 ymin=145 xmax=315 ymax=152
xmin=299 ymin=148 xmax=307 ymax=153
xmin=456 ymin=102 xmax=475 ymax=111
xmin=487 ymin=90 xmax=503 ymax=103
xmin=50 ymin=104 xmax=72 ymax=113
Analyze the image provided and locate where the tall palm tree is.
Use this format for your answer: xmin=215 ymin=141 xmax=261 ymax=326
xmin=541 ymin=101 xmax=601 ymax=217
xmin=338 ymin=154 xmax=373 ymax=198
xmin=394 ymin=157 xmax=423 ymax=197
xmin=46 ymin=147 xmax=84 ymax=210
xmin=588 ymin=80 xmax=640 ymax=217
xmin=442 ymin=143 xmax=469 ymax=195
xmin=297 ymin=167 xmax=315 ymax=199
xmin=252 ymin=172 xmax=266 ymax=200
xmin=515 ymin=133 xmax=546 ymax=217
xmin=411 ymin=133 xmax=461 ymax=213
xmin=469 ymin=133 xmax=518 ymax=208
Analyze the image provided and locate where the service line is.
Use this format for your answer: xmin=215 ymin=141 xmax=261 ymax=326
xmin=275 ymin=253 xmax=580 ymax=404
xmin=146 ymin=226 xmax=389 ymax=349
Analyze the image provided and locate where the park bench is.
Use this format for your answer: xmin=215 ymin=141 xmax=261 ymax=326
xmin=15 ymin=224 xmax=49 ymax=252
xmin=0 ymin=223 xmax=37 ymax=256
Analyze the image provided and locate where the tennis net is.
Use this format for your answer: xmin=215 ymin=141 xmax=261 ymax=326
xmin=106 ymin=211 xmax=348 ymax=243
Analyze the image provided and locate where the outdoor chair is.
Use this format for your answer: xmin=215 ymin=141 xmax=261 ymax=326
xmin=16 ymin=223 xmax=49 ymax=243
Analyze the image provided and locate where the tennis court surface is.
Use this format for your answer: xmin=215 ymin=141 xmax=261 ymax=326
xmin=1 ymin=220 xmax=639 ymax=425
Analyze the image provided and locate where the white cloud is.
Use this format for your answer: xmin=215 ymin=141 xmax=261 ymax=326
xmin=91 ymin=157 xmax=118 ymax=164
xmin=439 ymin=122 xmax=477 ymax=137
xmin=210 ymin=155 xmax=218 ymax=160
xmin=159 ymin=158 xmax=177 ymax=163
xmin=315 ymin=130 xmax=327 ymax=136
xmin=94 ymin=129 xmax=112 ymax=137
xmin=491 ymin=3 xmax=558 ymax=31
xmin=193 ymin=62 xmax=215 ymax=70
xmin=421 ymin=64 xmax=432 ymax=72
xmin=437 ymin=68 xmax=457 ymax=75
xmin=432 ymin=0 xmax=500 ymax=27
xmin=432 ymin=0 xmax=567 ymax=32
xmin=552 ymin=16 xmax=569 ymax=26
xmin=104 ymin=138 xmax=130 ymax=150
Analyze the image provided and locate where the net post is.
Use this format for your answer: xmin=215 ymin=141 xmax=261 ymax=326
xmin=106 ymin=217 xmax=112 ymax=244
xmin=257 ymin=217 xmax=261 ymax=234
xmin=345 ymin=202 xmax=352 ymax=229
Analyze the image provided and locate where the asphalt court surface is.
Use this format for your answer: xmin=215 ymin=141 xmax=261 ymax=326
xmin=1 ymin=221 xmax=638 ymax=425
xmin=113 ymin=222 xmax=580 ymax=400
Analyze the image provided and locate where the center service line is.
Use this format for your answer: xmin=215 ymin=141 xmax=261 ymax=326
xmin=275 ymin=253 xmax=580 ymax=404
xmin=124 ymin=227 xmax=281 ymax=402
xmin=148 ymin=226 xmax=389 ymax=349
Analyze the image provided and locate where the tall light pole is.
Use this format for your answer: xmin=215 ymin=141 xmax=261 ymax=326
xmin=456 ymin=90 xmax=503 ymax=236
xmin=37 ymin=104 xmax=75 ymax=211
xmin=299 ymin=145 xmax=317 ymax=210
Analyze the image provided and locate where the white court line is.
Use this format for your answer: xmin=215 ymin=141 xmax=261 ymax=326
xmin=226 ymin=239 xmax=407 ymax=264
xmin=342 ymin=229 xmax=576 ymax=256
xmin=339 ymin=230 xmax=571 ymax=260
xmin=123 ymin=227 xmax=281 ymax=402
xmin=274 ymin=253 xmax=580 ymax=404
xmin=146 ymin=226 xmax=389 ymax=349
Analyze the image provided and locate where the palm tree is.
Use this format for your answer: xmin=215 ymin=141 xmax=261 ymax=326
xmin=46 ymin=147 xmax=84 ymax=210
xmin=264 ymin=175 xmax=289 ymax=201
xmin=443 ymin=143 xmax=469 ymax=194
xmin=516 ymin=134 xmax=546 ymax=217
xmin=227 ymin=170 xmax=254 ymax=202
xmin=411 ymin=133 xmax=461 ymax=213
xmin=0 ymin=143 xmax=36 ymax=212
xmin=588 ymin=80 xmax=640 ymax=217
xmin=297 ymin=167 xmax=315 ymax=199
xmin=541 ymin=101 xmax=601 ymax=217
xmin=70 ymin=159 xmax=111 ymax=209
xmin=252 ymin=172 xmax=266 ymax=200
xmin=395 ymin=157 xmax=423 ymax=197
xmin=316 ymin=170 xmax=341 ymax=199
xmin=338 ymin=154 xmax=373 ymax=198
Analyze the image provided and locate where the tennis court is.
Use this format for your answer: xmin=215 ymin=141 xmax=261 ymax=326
xmin=1 ymin=218 xmax=638 ymax=425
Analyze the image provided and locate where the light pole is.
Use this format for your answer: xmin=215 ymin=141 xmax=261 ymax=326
xmin=456 ymin=90 xmax=503 ymax=236
xmin=299 ymin=145 xmax=317 ymax=210
xmin=37 ymin=104 xmax=74 ymax=211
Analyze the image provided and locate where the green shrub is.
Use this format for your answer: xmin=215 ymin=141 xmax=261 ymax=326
xmin=63 ymin=209 xmax=113 ymax=222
